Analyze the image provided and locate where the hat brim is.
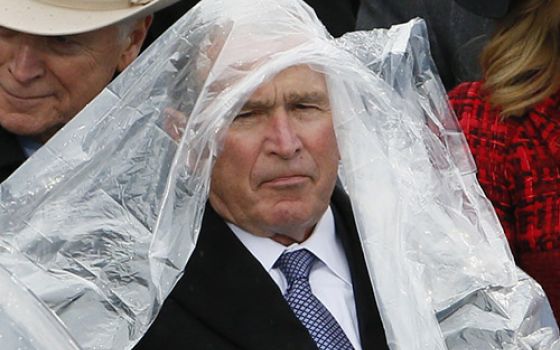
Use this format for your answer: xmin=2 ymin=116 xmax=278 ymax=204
xmin=0 ymin=0 xmax=179 ymax=36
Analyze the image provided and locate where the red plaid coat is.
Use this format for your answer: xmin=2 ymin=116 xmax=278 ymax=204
xmin=449 ymin=81 xmax=560 ymax=320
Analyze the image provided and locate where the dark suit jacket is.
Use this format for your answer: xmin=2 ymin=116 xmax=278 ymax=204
xmin=135 ymin=186 xmax=388 ymax=349
xmin=0 ymin=127 xmax=25 ymax=183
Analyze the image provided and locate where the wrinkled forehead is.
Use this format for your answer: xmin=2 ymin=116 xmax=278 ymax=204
xmin=243 ymin=65 xmax=329 ymax=106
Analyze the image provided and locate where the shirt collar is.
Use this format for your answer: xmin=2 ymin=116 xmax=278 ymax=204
xmin=229 ymin=206 xmax=352 ymax=286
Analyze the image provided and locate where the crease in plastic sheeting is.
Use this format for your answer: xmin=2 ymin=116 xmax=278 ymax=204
xmin=0 ymin=0 xmax=558 ymax=349
xmin=0 ymin=265 xmax=81 ymax=350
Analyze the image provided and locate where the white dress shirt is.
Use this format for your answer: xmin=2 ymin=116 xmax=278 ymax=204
xmin=229 ymin=206 xmax=362 ymax=349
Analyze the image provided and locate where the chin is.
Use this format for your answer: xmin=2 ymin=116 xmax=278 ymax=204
xmin=265 ymin=203 xmax=323 ymax=235
xmin=0 ymin=112 xmax=48 ymax=135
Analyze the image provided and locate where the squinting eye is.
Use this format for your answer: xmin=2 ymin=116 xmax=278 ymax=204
xmin=294 ymin=104 xmax=318 ymax=111
xmin=234 ymin=111 xmax=255 ymax=119
xmin=235 ymin=108 xmax=267 ymax=120
xmin=231 ymin=110 xmax=264 ymax=128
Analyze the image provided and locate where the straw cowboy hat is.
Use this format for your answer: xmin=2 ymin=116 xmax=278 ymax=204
xmin=0 ymin=0 xmax=179 ymax=36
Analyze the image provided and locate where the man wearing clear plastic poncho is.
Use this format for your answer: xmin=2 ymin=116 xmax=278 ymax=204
xmin=0 ymin=0 xmax=559 ymax=349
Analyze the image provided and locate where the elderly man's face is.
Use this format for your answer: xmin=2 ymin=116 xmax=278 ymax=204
xmin=0 ymin=22 xmax=148 ymax=143
xmin=209 ymin=65 xmax=340 ymax=244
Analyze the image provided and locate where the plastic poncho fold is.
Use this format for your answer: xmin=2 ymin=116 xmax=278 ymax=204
xmin=0 ymin=0 xmax=558 ymax=349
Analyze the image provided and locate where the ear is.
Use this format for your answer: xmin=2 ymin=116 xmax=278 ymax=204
xmin=116 ymin=15 xmax=153 ymax=72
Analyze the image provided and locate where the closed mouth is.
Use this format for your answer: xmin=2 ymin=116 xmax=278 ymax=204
xmin=261 ymin=175 xmax=309 ymax=187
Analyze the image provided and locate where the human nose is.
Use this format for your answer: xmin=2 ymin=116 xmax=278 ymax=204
xmin=8 ymin=38 xmax=46 ymax=83
xmin=265 ymin=109 xmax=303 ymax=159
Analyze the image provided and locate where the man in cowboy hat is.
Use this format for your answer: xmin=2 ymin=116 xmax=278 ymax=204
xmin=0 ymin=0 xmax=177 ymax=182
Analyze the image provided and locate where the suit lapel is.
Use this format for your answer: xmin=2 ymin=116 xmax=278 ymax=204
xmin=331 ymin=186 xmax=388 ymax=350
xmin=170 ymin=204 xmax=318 ymax=350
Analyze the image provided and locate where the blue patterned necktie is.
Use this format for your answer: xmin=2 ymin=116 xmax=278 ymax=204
xmin=275 ymin=249 xmax=355 ymax=350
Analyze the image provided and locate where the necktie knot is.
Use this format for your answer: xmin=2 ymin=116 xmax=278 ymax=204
xmin=275 ymin=249 xmax=316 ymax=286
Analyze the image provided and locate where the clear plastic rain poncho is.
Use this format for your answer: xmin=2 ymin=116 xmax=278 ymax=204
xmin=0 ymin=0 xmax=558 ymax=349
